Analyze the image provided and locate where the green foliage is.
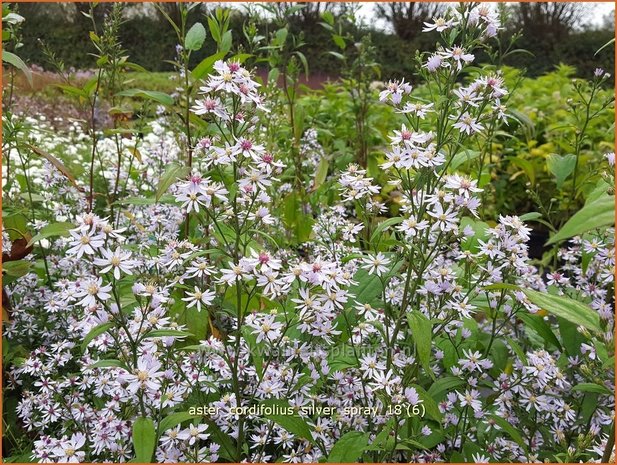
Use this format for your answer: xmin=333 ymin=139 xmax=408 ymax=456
xmin=524 ymin=289 xmax=602 ymax=333
xmin=185 ymin=22 xmax=206 ymax=51
xmin=547 ymin=194 xmax=615 ymax=245
xmin=327 ymin=431 xmax=370 ymax=462
xmin=132 ymin=417 xmax=156 ymax=463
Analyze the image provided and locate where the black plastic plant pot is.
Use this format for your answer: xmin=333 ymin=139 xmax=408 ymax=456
xmin=527 ymin=228 xmax=550 ymax=259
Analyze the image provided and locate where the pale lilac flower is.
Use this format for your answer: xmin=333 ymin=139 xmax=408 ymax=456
xmin=361 ymin=253 xmax=391 ymax=276
xmin=51 ymin=433 xmax=86 ymax=463
xmin=182 ymin=287 xmax=216 ymax=312
xmin=93 ymin=248 xmax=135 ymax=279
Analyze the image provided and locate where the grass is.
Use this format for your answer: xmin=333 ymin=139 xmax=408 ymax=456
xmin=120 ymin=71 xmax=178 ymax=93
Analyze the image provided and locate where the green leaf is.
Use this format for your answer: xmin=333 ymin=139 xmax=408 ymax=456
xmin=327 ymin=431 xmax=369 ymax=462
xmin=489 ymin=415 xmax=527 ymax=451
xmin=449 ymin=149 xmax=481 ymax=171
xmin=572 ymin=382 xmax=612 ymax=395
xmin=132 ymin=417 xmax=156 ymax=463
xmin=482 ymin=283 xmax=520 ymax=292
xmin=460 ymin=217 xmax=490 ymax=252
xmin=364 ymin=418 xmax=395 ymax=451
xmin=519 ymin=212 xmax=542 ymax=221
xmin=314 ymin=157 xmax=329 ymax=189
xmin=157 ymin=163 xmax=190 ymax=202
xmin=523 ymin=289 xmax=601 ymax=333
xmin=509 ymin=109 xmax=535 ymax=137
xmin=332 ymin=34 xmax=346 ymax=50
xmin=3 ymin=51 xmax=32 ymax=86
xmin=327 ymin=344 xmax=358 ymax=372
xmin=3 ymin=213 xmax=28 ymax=241
xmin=241 ymin=326 xmax=264 ymax=378
xmin=3 ymin=12 xmax=25 ymax=25
xmin=205 ymin=421 xmax=237 ymax=461
xmin=116 ymin=89 xmax=174 ymax=106
xmin=185 ymin=22 xmax=206 ymax=51
xmin=370 ymin=217 xmax=403 ymax=244
xmin=3 ymin=260 xmax=31 ymax=277
xmin=275 ymin=27 xmax=288 ymax=46
xmin=347 ymin=269 xmax=383 ymax=307
xmin=191 ymin=51 xmax=227 ymax=80
xmin=518 ymin=313 xmax=562 ymax=351
xmin=328 ymin=51 xmax=345 ymax=61
xmin=29 ymin=145 xmax=82 ymax=192
xmin=260 ymin=399 xmax=313 ymax=443
xmin=89 ymin=359 xmax=126 ymax=369
xmin=143 ymin=329 xmax=193 ymax=339
xmin=81 ymin=322 xmax=114 ymax=352
xmin=55 ymin=84 xmax=88 ymax=99
xmin=407 ymin=311 xmax=434 ymax=379
xmin=505 ymin=336 xmax=528 ymax=364
xmin=158 ymin=412 xmax=200 ymax=433
xmin=268 ymin=67 xmax=280 ymax=84
xmin=557 ymin=317 xmax=586 ymax=356
xmin=117 ymin=195 xmax=175 ymax=206
xmin=283 ymin=191 xmax=298 ymax=227
xmin=321 ymin=11 xmax=334 ymax=26
xmin=229 ymin=53 xmax=252 ymax=64
xmin=586 ymin=179 xmax=611 ymax=205
xmin=547 ymin=195 xmax=614 ymax=245
xmin=546 ymin=153 xmax=576 ymax=188
xmin=28 ymin=222 xmax=74 ymax=247
xmin=411 ymin=385 xmax=442 ymax=421
xmin=508 ymin=156 xmax=536 ymax=185
xmin=427 ymin=376 xmax=465 ymax=400
xmin=220 ymin=30 xmax=232 ymax=53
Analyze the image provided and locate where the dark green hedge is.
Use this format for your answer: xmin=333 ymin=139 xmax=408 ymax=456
xmin=15 ymin=3 xmax=615 ymax=82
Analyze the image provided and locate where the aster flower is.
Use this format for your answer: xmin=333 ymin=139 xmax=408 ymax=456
xmin=177 ymin=423 xmax=209 ymax=446
xmin=249 ymin=314 xmax=284 ymax=343
xmin=379 ymin=79 xmax=412 ymax=105
xmin=182 ymin=287 xmax=216 ymax=312
xmin=359 ymin=354 xmax=386 ymax=378
xmin=428 ymin=203 xmax=458 ymax=232
xmin=458 ymin=389 xmax=482 ymax=412
xmin=361 ymin=253 xmax=391 ymax=276
xmin=441 ymin=45 xmax=475 ymax=70
xmin=452 ymin=112 xmax=484 ymax=135
xmin=123 ymin=355 xmax=165 ymax=393
xmin=93 ymin=248 xmax=136 ymax=279
xmin=51 ymin=433 xmax=87 ymax=463
xmin=423 ymin=16 xmax=457 ymax=32
xmin=66 ymin=228 xmax=105 ymax=258
xmin=369 ymin=369 xmax=401 ymax=395
xmin=185 ymin=258 xmax=215 ymax=279
xmin=74 ymin=278 xmax=112 ymax=308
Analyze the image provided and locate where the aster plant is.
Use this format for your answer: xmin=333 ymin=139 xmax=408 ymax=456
xmin=2 ymin=3 xmax=615 ymax=464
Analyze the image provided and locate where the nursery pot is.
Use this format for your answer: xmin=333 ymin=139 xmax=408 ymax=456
xmin=527 ymin=228 xmax=550 ymax=259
